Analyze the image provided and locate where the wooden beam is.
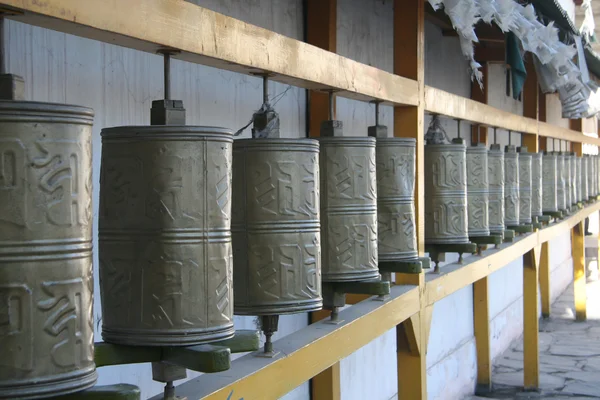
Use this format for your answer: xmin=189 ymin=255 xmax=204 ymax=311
xmin=523 ymin=61 xmax=538 ymax=121
xmin=0 ymin=0 xmax=418 ymax=106
xmin=473 ymin=277 xmax=491 ymax=394
xmin=471 ymin=63 xmax=489 ymax=145
xmin=523 ymin=247 xmax=540 ymax=390
xmin=572 ymin=222 xmax=587 ymax=321
xmin=394 ymin=2 xmax=427 ymax=399
xmin=306 ymin=0 xmax=336 ymax=138
xmin=474 ymin=46 xmax=506 ymax=63
xmin=306 ymin=2 xmax=340 ymax=396
xmin=394 ymin=0 xmax=425 ymax=255
xmin=539 ymin=241 xmax=551 ymax=318
xmin=538 ymin=88 xmax=547 ymax=122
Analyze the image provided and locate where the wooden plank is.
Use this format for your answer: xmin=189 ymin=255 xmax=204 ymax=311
xmin=473 ymin=277 xmax=491 ymax=394
xmin=523 ymin=248 xmax=540 ymax=390
xmin=572 ymin=222 xmax=587 ymax=321
xmin=394 ymin=0 xmax=425 ymax=255
xmin=306 ymin=0 xmax=336 ymax=138
xmin=306 ymin=2 xmax=340 ymax=396
xmin=0 ymin=0 xmax=418 ymax=107
xmin=540 ymin=121 xmax=600 ymax=145
xmin=394 ymin=2 xmax=427 ymax=399
xmin=425 ymin=86 xmax=538 ymax=135
xmin=539 ymin=241 xmax=551 ymax=318
xmin=151 ymin=285 xmax=420 ymax=400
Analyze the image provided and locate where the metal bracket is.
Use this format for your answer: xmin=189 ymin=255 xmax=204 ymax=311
xmin=425 ymin=242 xmax=478 ymax=273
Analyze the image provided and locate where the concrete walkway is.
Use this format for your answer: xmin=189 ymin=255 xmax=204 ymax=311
xmin=469 ymin=274 xmax=600 ymax=399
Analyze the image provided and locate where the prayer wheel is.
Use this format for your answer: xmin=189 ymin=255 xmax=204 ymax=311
xmin=565 ymin=153 xmax=572 ymax=209
xmin=542 ymin=152 xmax=558 ymax=213
xmin=531 ymin=152 xmax=543 ymax=218
xmin=577 ymin=156 xmax=584 ymax=203
xmin=425 ymin=138 xmax=469 ymax=244
xmin=488 ymin=144 xmax=505 ymax=235
xmin=591 ymin=154 xmax=598 ymax=199
xmin=557 ymin=152 xmax=567 ymax=211
xmin=0 ymin=101 xmax=97 ymax=398
xmin=319 ymin=136 xmax=378 ymax=281
xmin=517 ymin=147 xmax=532 ymax=224
xmin=579 ymin=155 xmax=589 ymax=202
xmin=99 ymin=126 xmax=235 ymax=346
xmin=504 ymin=145 xmax=520 ymax=227
xmin=232 ymin=139 xmax=322 ymax=313
xmin=587 ymin=155 xmax=594 ymax=200
xmin=597 ymin=155 xmax=600 ymax=199
xmin=570 ymin=153 xmax=577 ymax=207
xmin=466 ymin=144 xmax=490 ymax=237
xmin=375 ymin=137 xmax=418 ymax=262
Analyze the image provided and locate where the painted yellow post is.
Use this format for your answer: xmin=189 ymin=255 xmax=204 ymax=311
xmin=539 ymin=242 xmax=551 ymax=318
xmin=523 ymin=247 xmax=540 ymax=390
xmin=572 ymin=222 xmax=587 ymax=321
xmin=473 ymin=277 xmax=491 ymax=394
xmin=394 ymin=0 xmax=427 ymax=398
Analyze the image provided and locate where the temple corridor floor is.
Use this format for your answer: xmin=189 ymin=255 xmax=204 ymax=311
xmin=468 ymin=268 xmax=600 ymax=399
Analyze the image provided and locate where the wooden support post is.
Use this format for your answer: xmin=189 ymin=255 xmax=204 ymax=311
xmin=473 ymin=277 xmax=491 ymax=394
xmin=539 ymin=241 xmax=551 ymax=318
xmin=394 ymin=2 xmax=427 ymax=398
xmin=523 ymin=247 xmax=540 ymax=391
xmin=306 ymin=0 xmax=336 ymax=138
xmin=306 ymin=2 xmax=340 ymax=398
xmin=471 ymin=63 xmax=488 ymax=145
xmin=572 ymin=222 xmax=587 ymax=321
xmin=522 ymin=60 xmax=539 ymax=153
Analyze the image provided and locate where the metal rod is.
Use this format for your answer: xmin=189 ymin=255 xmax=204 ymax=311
xmin=508 ymin=130 xmax=512 ymax=145
xmin=163 ymin=52 xmax=171 ymax=100
xmin=375 ymin=101 xmax=380 ymax=126
xmin=164 ymin=382 xmax=175 ymax=400
xmin=263 ymin=75 xmax=269 ymax=104
xmin=456 ymin=119 xmax=461 ymax=139
xmin=494 ymin=127 xmax=497 ymax=144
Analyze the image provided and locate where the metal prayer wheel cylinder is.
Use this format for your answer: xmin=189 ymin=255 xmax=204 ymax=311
xmin=556 ymin=152 xmax=567 ymax=211
xmin=232 ymin=139 xmax=322 ymax=313
xmin=542 ymin=152 xmax=558 ymax=212
xmin=374 ymin=137 xmax=418 ymax=262
xmin=591 ymin=155 xmax=598 ymax=198
xmin=488 ymin=144 xmax=505 ymax=235
xmin=466 ymin=144 xmax=490 ymax=237
xmin=0 ymin=101 xmax=96 ymax=398
xmin=319 ymin=136 xmax=378 ymax=281
xmin=577 ymin=156 xmax=584 ymax=203
xmin=517 ymin=147 xmax=532 ymax=224
xmin=504 ymin=145 xmax=520 ymax=226
xmin=582 ymin=155 xmax=589 ymax=201
xmin=586 ymin=155 xmax=594 ymax=200
xmin=99 ymin=126 xmax=235 ymax=346
xmin=531 ymin=152 xmax=543 ymax=217
xmin=565 ymin=153 xmax=572 ymax=208
xmin=570 ymin=153 xmax=577 ymax=206
xmin=425 ymin=138 xmax=469 ymax=244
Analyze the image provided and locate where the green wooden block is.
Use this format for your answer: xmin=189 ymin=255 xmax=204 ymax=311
xmin=162 ymin=344 xmax=230 ymax=373
xmin=469 ymin=235 xmax=503 ymax=246
xmin=425 ymin=242 xmax=477 ymax=255
xmin=379 ymin=260 xmax=422 ymax=274
xmin=419 ymin=257 xmax=431 ymax=269
xmin=503 ymin=229 xmax=515 ymax=243
xmin=95 ymin=342 xmax=161 ymax=367
xmin=543 ymin=210 xmax=563 ymax=219
xmin=508 ymin=224 xmax=533 ymax=233
xmin=51 ymin=384 xmax=141 ymax=400
xmin=537 ymin=215 xmax=551 ymax=223
xmin=210 ymin=330 xmax=260 ymax=353
xmin=328 ymin=280 xmax=390 ymax=296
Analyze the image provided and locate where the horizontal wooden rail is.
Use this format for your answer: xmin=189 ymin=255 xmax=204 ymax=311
xmin=149 ymin=285 xmax=420 ymax=400
xmin=0 ymin=0 xmax=418 ymax=107
xmin=425 ymin=86 xmax=600 ymax=146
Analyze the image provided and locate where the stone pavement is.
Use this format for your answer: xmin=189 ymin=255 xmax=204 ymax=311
xmin=468 ymin=273 xmax=600 ymax=399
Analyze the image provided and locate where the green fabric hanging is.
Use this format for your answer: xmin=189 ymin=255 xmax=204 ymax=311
xmin=506 ymin=32 xmax=527 ymax=100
